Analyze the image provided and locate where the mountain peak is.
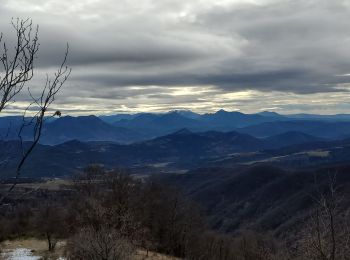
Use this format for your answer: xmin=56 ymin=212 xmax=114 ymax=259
xmin=216 ymin=109 xmax=228 ymax=114
xmin=167 ymin=110 xmax=200 ymax=119
xmin=168 ymin=109 xmax=190 ymax=114
xmin=164 ymin=111 xmax=182 ymax=116
xmin=258 ymin=111 xmax=281 ymax=117
xmin=215 ymin=109 xmax=243 ymax=115
xmin=172 ymin=128 xmax=193 ymax=135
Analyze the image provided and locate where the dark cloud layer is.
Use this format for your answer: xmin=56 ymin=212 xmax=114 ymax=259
xmin=1 ymin=0 xmax=350 ymax=114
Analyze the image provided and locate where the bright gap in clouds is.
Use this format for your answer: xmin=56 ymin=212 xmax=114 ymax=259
xmin=4 ymin=87 xmax=350 ymax=116
xmin=1 ymin=0 xmax=350 ymax=115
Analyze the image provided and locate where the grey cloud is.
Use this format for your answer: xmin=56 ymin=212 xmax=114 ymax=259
xmin=71 ymin=67 xmax=349 ymax=94
xmin=193 ymin=0 xmax=350 ymax=91
xmin=1 ymin=0 xmax=350 ymax=114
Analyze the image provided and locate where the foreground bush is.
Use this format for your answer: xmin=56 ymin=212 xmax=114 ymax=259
xmin=66 ymin=226 xmax=134 ymax=260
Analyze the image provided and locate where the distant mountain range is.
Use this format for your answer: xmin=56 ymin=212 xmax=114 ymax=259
xmin=40 ymin=115 xmax=147 ymax=144
xmin=238 ymin=120 xmax=350 ymax=139
xmin=1 ymin=126 xmax=349 ymax=178
xmin=1 ymin=110 xmax=350 ymax=145
xmin=0 ymin=115 xmax=148 ymax=145
xmin=3 ymin=110 xmax=350 ymax=246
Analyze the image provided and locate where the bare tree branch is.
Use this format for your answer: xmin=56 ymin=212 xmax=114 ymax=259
xmin=0 ymin=18 xmax=39 ymax=112
xmin=0 ymin=19 xmax=70 ymax=205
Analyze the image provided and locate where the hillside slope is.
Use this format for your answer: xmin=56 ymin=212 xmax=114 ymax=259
xmin=159 ymin=164 xmax=350 ymax=235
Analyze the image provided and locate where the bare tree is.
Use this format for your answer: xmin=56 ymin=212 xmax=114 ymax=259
xmin=66 ymin=226 xmax=135 ymax=260
xmin=35 ymin=199 xmax=67 ymax=251
xmin=0 ymin=18 xmax=70 ymax=204
xmin=300 ymin=173 xmax=350 ymax=260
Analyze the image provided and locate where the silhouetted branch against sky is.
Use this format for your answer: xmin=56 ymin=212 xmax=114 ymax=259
xmin=0 ymin=18 xmax=70 ymax=203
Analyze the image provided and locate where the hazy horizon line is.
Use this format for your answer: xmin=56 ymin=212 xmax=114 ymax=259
xmin=2 ymin=109 xmax=350 ymax=117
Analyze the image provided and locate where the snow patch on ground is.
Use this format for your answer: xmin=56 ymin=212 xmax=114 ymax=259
xmin=1 ymin=248 xmax=40 ymax=260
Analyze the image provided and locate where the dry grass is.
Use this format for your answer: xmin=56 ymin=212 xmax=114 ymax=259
xmin=306 ymin=150 xmax=330 ymax=157
xmin=0 ymin=179 xmax=73 ymax=195
xmin=134 ymin=250 xmax=181 ymax=260
xmin=17 ymin=179 xmax=73 ymax=191
xmin=1 ymin=238 xmax=66 ymax=259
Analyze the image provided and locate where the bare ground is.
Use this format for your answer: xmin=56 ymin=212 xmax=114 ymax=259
xmin=1 ymin=238 xmax=180 ymax=260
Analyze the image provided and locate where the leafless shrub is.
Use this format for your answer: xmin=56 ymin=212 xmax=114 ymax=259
xmin=298 ymin=174 xmax=350 ymax=260
xmin=35 ymin=200 xmax=67 ymax=251
xmin=66 ymin=226 xmax=135 ymax=260
xmin=186 ymin=230 xmax=287 ymax=260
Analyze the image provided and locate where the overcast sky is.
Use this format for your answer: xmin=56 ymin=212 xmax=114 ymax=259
xmin=1 ymin=0 xmax=350 ymax=115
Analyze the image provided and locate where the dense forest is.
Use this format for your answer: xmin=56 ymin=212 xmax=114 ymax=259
xmin=1 ymin=164 xmax=349 ymax=259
